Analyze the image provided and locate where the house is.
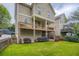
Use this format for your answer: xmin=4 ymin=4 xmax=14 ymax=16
xmin=54 ymin=14 xmax=67 ymax=36
xmin=15 ymin=3 xmax=56 ymax=43
xmin=61 ymin=22 xmax=79 ymax=36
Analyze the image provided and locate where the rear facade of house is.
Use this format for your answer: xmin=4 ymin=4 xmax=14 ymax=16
xmin=15 ymin=3 xmax=56 ymax=43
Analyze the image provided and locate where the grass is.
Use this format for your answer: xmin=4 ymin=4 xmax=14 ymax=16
xmin=0 ymin=41 xmax=79 ymax=56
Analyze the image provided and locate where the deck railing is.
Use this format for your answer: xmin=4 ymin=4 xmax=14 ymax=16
xmin=0 ymin=38 xmax=11 ymax=52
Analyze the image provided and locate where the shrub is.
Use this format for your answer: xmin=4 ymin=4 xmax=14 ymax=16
xmin=36 ymin=36 xmax=49 ymax=42
xmin=64 ymin=36 xmax=79 ymax=42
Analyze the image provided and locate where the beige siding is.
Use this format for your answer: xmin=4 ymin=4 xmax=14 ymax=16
xmin=15 ymin=3 xmax=56 ymax=43
xmin=33 ymin=3 xmax=55 ymax=20
xmin=17 ymin=4 xmax=31 ymax=16
xmin=54 ymin=14 xmax=65 ymax=36
xmin=55 ymin=20 xmax=61 ymax=36
xmin=21 ymin=29 xmax=33 ymax=37
xmin=16 ymin=4 xmax=32 ymax=25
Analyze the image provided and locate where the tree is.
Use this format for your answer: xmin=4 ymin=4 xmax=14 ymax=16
xmin=8 ymin=24 xmax=15 ymax=31
xmin=71 ymin=8 xmax=79 ymax=20
xmin=69 ymin=8 xmax=79 ymax=37
xmin=72 ymin=23 xmax=79 ymax=37
xmin=0 ymin=4 xmax=11 ymax=29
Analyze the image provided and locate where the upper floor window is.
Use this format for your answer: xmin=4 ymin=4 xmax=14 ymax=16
xmin=37 ymin=6 xmax=41 ymax=15
xmin=47 ymin=12 xmax=51 ymax=18
xmin=25 ymin=17 xmax=31 ymax=24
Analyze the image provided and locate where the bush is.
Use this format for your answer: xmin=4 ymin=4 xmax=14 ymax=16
xmin=36 ymin=36 xmax=49 ymax=42
xmin=64 ymin=36 xmax=79 ymax=42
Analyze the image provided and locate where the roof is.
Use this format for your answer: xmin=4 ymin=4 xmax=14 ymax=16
xmin=61 ymin=28 xmax=73 ymax=33
xmin=55 ymin=13 xmax=65 ymax=19
xmin=19 ymin=3 xmax=32 ymax=8
xmin=55 ymin=13 xmax=67 ymax=22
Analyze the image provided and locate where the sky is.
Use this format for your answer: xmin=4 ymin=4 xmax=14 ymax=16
xmin=2 ymin=3 xmax=79 ymax=24
xmin=52 ymin=3 xmax=79 ymax=17
xmin=2 ymin=3 xmax=15 ymax=24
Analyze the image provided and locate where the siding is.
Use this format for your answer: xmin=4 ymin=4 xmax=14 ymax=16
xmin=16 ymin=4 xmax=32 ymax=23
xmin=55 ymin=14 xmax=65 ymax=36
xmin=17 ymin=4 xmax=31 ymax=16
xmin=33 ymin=3 xmax=55 ymax=20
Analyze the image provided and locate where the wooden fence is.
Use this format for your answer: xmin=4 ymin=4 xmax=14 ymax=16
xmin=0 ymin=38 xmax=11 ymax=52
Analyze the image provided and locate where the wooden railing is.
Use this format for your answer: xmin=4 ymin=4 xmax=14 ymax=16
xmin=0 ymin=38 xmax=11 ymax=52
xmin=19 ymin=23 xmax=33 ymax=29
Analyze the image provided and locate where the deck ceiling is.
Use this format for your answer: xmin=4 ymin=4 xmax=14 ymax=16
xmin=33 ymin=14 xmax=55 ymax=23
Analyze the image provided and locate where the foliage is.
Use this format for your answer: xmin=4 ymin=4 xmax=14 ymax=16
xmin=72 ymin=23 xmax=79 ymax=37
xmin=35 ymin=37 xmax=49 ymax=42
xmin=64 ymin=15 xmax=68 ymax=23
xmin=8 ymin=24 xmax=15 ymax=31
xmin=0 ymin=4 xmax=11 ymax=29
xmin=71 ymin=8 xmax=79 ymax=20
xmin=64 ymin=36 xmax=79 ymax=42
xmin=63 ymin=23 xmax=79 ymax=42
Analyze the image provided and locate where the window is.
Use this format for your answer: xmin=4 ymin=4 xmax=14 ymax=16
xmin=37 ymin=6 xmax=41 ymax=15
xmin=25 ymin=17 xmax=31 ymax=24
xmin=48 ymin=12 xmax=51 ymax=18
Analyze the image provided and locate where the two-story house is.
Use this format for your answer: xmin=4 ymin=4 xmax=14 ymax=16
xmin=54 ymin=14 xmax=66 ymax=36
xmin=15 ymin=3 xmax=56 ymax=43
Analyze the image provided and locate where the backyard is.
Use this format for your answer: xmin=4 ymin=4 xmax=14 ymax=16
xmin=0 ymin=41 xmax=79 ymax=56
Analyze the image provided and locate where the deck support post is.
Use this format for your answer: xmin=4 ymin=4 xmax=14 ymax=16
xmin=15 ymin=4 xmax=20 ymax=44
xmin=33 ymin=16 xmax=35 ymax=42
xmin=45 ymin=20 xmax=48 ymax=37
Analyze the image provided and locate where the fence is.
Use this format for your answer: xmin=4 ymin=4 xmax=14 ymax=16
xmin=0 ymin=38 xmax=11 ymax=52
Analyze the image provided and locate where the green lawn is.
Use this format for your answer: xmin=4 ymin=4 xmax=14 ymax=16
xmin=0 ymin=41 xmax=79 ymax=56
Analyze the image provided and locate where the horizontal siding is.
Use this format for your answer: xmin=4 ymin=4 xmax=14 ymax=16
xmin=17 ymin=4 xmax=31 ymax=16
xmin=33 ymin=3 xmax=54 ymax=20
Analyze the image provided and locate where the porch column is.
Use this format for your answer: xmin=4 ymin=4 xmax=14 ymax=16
xmin=45 ymin=20 xmax=48 ymax=37
xmin=15 ymin=4 xmax=20 ymax=44
xmin=53 ymin=31 xmax=55 ymax=41
xmin=16 ymin=25 xmax=20 ymax=44
xmin=33 ymin=16 xmax=35 ymax=42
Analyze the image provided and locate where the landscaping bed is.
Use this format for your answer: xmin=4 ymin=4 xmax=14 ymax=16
xmin=0 ymin=41 xmax=79 ymax=56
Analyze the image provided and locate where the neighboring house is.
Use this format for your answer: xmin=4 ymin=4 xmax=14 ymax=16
xmin=54 ymin=14 xmax=66 ymax=36
xmin=15 ymin=3 xmax=56 ymax=43
xmin=61 ymin=25 xmax=73 ymax=36
xmin=61 ymin=23 xmax=79 ymax=36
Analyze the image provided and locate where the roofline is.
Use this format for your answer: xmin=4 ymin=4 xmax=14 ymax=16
xmin=31 ymin=3 xmax=56 ymax=15
xmin=55 ymin=13 xmax=66 ymax=20
xmin=19 ymin=3 xmax=56 ymax=15
xmin=49 ymin=3 xmax=56 ymax=15
xmin=18 ymin=3 xmax=32 ymax=8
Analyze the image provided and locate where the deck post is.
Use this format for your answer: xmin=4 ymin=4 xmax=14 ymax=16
xmin=15 ymin=4 xmax=20 ymax=44
xmin=33 ymin=16 xmax=35 ymax=42
xmin=45 ymin=20 xmax=48 ymax=37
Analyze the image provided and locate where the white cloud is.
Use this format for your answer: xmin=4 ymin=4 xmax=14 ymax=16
xmin=54 ymin=4 xmax=79 ymax=17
